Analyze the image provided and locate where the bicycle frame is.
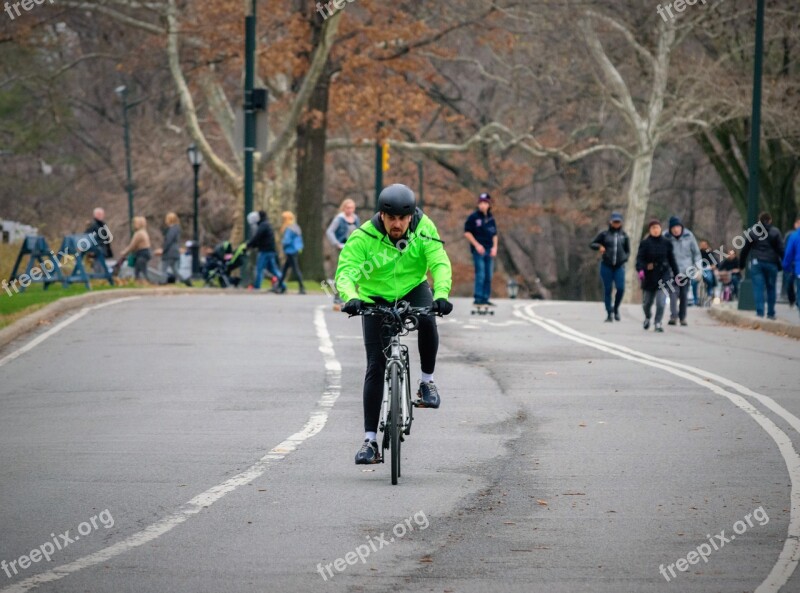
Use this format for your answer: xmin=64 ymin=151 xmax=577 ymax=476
xmin=378 ymin=339 xmax=412 ymax=440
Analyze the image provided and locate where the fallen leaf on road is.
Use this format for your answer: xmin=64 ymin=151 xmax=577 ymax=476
xmin=545 ymin=371 xmax=558 ymax=376
xmin=536 ymin=499 xmax=548 ymax=506
xmin=419 ymin=555 xmax=433 ymax=563
xmin=503 ymin=521 xmax=516 ymax=525
xmin=578 ymin=422 xmax=587 ymax=427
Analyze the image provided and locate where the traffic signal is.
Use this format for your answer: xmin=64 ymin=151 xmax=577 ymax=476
xmin=381 ymin=141 xmax=390 ymax=172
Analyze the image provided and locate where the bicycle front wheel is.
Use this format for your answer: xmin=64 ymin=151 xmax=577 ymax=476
xmin=390 ymin=363 xmax=401 ymax=485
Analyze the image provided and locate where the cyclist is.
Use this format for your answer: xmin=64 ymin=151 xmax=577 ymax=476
xmin=335 ymin=184 xmax=453 ymax=465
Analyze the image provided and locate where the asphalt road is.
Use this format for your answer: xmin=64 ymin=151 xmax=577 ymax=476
xmin=1 ymin=294 xmax=799 ymax=593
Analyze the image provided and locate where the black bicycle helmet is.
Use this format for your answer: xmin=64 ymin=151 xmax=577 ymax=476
xmin=378 ymin=184 xmax=416 ymax=216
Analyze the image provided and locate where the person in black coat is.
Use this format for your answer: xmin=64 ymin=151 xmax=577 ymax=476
xmin=247 ymin=210 xmax=282 ymax=290
xmin=739 ymin=211 xmax=784 ymax=319
xmin=85 ymin=207 xmax=113 ymax=274
xmin=590 ymin=211 xmax=630 ymax=322
xmin=636 ymin=219 xmax=679 ymax=332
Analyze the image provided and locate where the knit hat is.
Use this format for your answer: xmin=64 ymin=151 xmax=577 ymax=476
xmin=668 ymin=216 xmax=682 ymax=228
xmin=648 ymin=219 xmax=662 ymax=229
xmin=478 ymin=192 xmax=491 ymax=202
xmin=610 ymin=212 xmax=623 ymax=222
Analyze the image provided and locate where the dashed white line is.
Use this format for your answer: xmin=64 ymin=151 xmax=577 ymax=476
xmin=0 ymin=305 xmax=341 ymax=593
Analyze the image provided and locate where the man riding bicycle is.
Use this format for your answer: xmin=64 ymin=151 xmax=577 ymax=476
xmin=335 ymin=184 xmax=454 ymax=465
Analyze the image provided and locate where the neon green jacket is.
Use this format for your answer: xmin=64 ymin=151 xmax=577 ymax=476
xmin=335 ymin=210 xmax=452 ymax=303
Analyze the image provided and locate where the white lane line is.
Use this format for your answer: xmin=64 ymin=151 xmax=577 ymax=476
xmin=514 ymin=305 xmax=800 ymax=593
xmin=0 ymin=305 xmax=341 ymax=593
xmin=522 ymin=304 xmax=800 ymax=438
xmin=0 ymin=297 xmax=141 ymax=369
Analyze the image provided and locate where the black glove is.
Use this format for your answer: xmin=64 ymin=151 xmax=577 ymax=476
xmin=432 ymin=298 xmax=453 ymax=316
xmin=342 ymin=299 xmax=364 ymax=315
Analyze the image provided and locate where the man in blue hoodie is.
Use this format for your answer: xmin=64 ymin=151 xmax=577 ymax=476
xmin=663 ymin=216 xmax=701 ymax=326
xmin=782 ymin=216 xmax=800 ymax=319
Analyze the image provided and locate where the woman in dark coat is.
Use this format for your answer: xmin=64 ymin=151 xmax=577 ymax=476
xmin=590 ymin=211 xmax=630 ymax=322
xmin=636 ymin=219 xmax=679 ymax=333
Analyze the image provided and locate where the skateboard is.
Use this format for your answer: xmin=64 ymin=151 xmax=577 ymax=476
xmin=471 ymin=304 xmax=494 ymax=316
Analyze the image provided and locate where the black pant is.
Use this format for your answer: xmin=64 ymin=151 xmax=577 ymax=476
xmin=668 ymin=282 xmax=689 ymax=321
xmin=362 ymin=282 xmax=438 ymax=433
xmin=279 ymin=253 xmax=304 ymax=291
xmin=134 ymin=249 xmax=151 ymax=281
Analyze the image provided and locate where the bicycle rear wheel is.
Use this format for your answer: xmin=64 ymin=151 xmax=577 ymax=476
xmin=390 ymin=364 xmax=401 ymax=485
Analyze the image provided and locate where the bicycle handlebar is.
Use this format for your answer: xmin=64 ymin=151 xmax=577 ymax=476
xmin=349 ymin=300 xmax=441 ymax=332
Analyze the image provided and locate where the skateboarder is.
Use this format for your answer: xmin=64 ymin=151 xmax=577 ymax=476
xmin=464 ymin=192 xmax=498 ymax=308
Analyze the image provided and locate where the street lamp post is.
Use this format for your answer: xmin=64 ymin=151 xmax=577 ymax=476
xmin=115 ymin=85 xmax=135 ymax=237
xmin=738 ymin=0 xmax=765 ymax=312
xmin=186 ymin=143 xmax=203 ymax=277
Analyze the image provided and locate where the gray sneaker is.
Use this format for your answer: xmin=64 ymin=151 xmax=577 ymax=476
xmin=415 ymin=381 xmax=440 ymax=408
xmin=355 ymin=439 xmax=381 ymax=464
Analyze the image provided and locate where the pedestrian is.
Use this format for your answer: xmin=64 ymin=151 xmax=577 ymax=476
xmin=740 ymin=212 xmax=784 ymax=320
xmin=782 ymin=219 xmax=800 ymax=319
xmin=463 ymin=192 xmax=498 ymax=306
xmin=85 ymin=207 xmax=113 ymax=274
xmin=693 ymin=239 xmax=719 ymax=305
xmin=247 ymin=210 xmax=282 ymax=291
xmin=154 ymin=212 xmax=190 ymax=286
xmin=782 ymin=217 xmax=800 ymax=308
xmin=326 ymin=198 xmax=360 ymax=305
xmin=117 ymin=216 xmax=152 ymax=283
xmin=590 ymin=211 xmax=630 ymax=322
xmin=276 ymin=211 xmax=306 ymax=294
xmin=636 ymin=219 xmax=679 ymax=333
xmin=663 ymin=216 xmax=701 ymax=326
xmin=716 ymin=250 xmax=741 ymax=300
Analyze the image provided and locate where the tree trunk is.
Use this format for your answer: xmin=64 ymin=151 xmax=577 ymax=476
xmin=295 ymin=68 xmax=332 ymax=281
xmin=623 ymin=152 xmax=655 ymax=302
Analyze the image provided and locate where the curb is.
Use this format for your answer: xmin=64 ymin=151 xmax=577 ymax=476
xmin=0 ymin=287 xmax=229 ymax=351
xmin=706 ymin=307 xmax=800 ymax=340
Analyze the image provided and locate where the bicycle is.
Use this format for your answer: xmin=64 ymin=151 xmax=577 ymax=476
xmin=352 ymin=301 xmax=440 ymax=485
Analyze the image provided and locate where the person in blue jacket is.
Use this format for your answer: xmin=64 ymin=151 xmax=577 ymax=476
xmin=275 ymin=211 xmax=305 ymax=294
xmin=782 ymin=217 xmax=800 ymax=319
xmin=464 ymin=192 xmax=498 ymax=306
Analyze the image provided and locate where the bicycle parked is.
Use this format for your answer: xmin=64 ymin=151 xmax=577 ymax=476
xmin=350 ymin=301 xmax=442 ymax=485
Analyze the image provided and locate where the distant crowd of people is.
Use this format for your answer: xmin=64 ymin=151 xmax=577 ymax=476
xmin=591 ymin=211 xmax=800 ymax=331
xmin=80 ymin=202 xmax=800 ymax=318
xmin=84 ymin=206 xmax=309 ymax=292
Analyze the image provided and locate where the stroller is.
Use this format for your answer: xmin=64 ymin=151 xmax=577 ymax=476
xmin=202 ymin=241 xmax=247 ymax=288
